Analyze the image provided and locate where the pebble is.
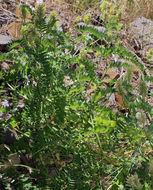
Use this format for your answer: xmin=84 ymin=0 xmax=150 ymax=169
xmin=0 ymin=34 xmax=13 ymax=52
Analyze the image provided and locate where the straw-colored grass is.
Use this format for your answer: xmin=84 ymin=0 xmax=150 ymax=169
xmin=62 ymin=0 xmax=153 ymax=23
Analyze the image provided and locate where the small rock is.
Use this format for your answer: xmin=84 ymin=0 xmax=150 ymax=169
xmin=108 ymin=93 xmax=116 ymax=105
xmin=128 ymin=17 xmax=153 ymax=64
xmin=129 ymin=17 xmax=153 ymax=42
xmin=0 ymin=34 xmax=13 ymax=52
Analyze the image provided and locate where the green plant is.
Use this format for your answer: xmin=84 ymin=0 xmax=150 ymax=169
xmin=0 ymin=3 xmax=152 ymax=189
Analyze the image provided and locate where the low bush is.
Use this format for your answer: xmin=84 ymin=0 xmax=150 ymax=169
xmin=0 ymin=3 xmax=152 ymax=189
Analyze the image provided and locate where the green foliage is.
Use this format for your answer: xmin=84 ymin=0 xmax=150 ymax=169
xmin=0 ymin=4 xmax=152 ymax=190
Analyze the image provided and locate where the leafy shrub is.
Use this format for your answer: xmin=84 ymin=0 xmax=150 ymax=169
xmin=0 ymin=3 xmax=152 ymax=189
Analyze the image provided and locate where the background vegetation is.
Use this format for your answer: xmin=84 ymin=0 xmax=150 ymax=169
xmin=65 ymin=0 xmax=153 ymax=21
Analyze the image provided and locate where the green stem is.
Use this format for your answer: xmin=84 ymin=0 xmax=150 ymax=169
xmin=90 ymin=116 xmax=102 ymax=152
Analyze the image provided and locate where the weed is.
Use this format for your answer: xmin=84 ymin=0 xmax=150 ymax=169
xmin=0 ymin=3 xmax=152 ymax=189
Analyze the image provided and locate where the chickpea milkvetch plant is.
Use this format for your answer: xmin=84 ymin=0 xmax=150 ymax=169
xmin=0 ymin=2 xmax=153 ymax=189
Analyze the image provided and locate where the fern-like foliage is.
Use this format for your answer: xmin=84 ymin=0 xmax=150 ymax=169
xmin=0 ymin=3 xmax=152 ymax=190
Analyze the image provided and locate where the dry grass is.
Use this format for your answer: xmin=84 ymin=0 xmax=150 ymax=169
xmin=123 ymin=0 xmax=153 ymax=23
xmin=4 ymin=0 xmax=152 ymax=35
xmin=22 ymin=0 xmax=151 ymax=28
xmin=60 ymin=0 xmax=153 ymax=24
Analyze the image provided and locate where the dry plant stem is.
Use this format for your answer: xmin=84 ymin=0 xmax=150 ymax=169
xmin=0 ymin=6 xmax=16 ymax=17
xmin=124 ymin=0 xmax=153 ymax=22
xmin=0 ymin=17 xmax=15 ymax=22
